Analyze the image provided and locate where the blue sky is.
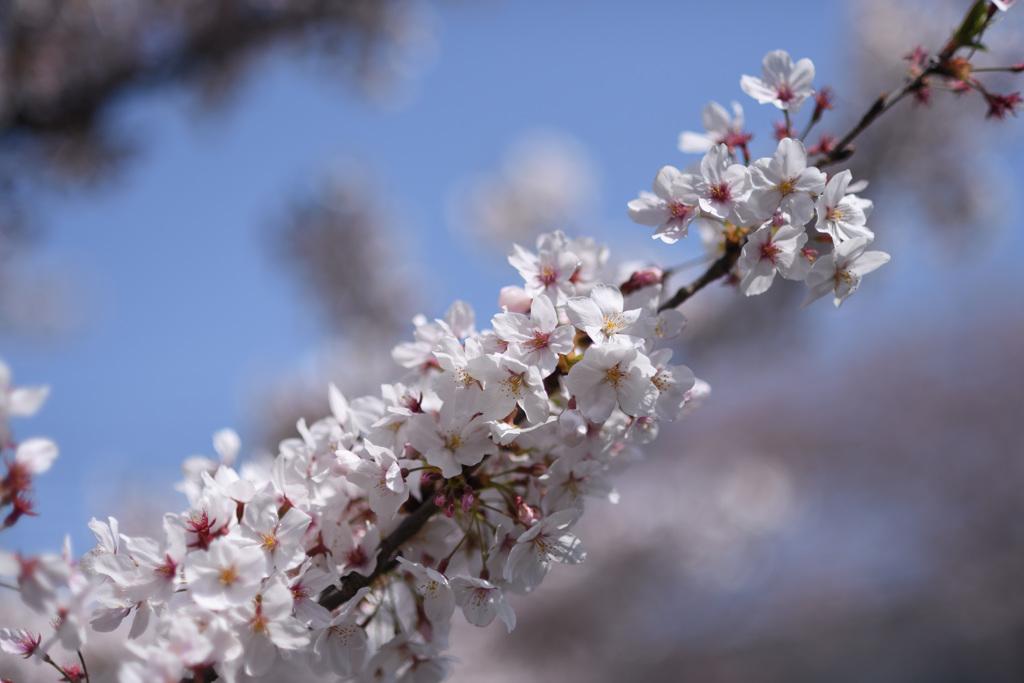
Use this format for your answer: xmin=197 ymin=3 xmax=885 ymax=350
xmin=2 ymin=0 xmax=1020 ymax=556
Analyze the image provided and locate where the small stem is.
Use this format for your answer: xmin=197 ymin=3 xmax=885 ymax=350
xmin=662 ymin=253 xmax=714 ymax=277
xmin=659 ymin=239 xmax=743 ymax=312
xmin=78 ymin=650 xmax=91 ymax=683
xmin=799 ymin=111 xmax=819 ymax=142
xmin=317 ymin=496 xmax=439 ymax=612
xmin=970 ymin=65 xmax=1023 ymax=73
xmin=42 ymin=654 xmax=66 ymax=678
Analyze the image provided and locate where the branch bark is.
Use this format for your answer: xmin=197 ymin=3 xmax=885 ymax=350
xmin=317 ymin=496 xmax=439 ymax=612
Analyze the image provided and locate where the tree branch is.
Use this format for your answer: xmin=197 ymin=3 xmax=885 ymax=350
xmin=317 ymin=496 xmax=439 ymax=612
xmin=659 ymin=238 xmax=742 ymax=312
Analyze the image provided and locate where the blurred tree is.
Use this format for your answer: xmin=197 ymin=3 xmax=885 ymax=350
xmin=0 ymin=0 xmax=432 ymax=254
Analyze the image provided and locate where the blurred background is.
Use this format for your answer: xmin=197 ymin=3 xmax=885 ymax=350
xmin=1 ymin=0 xmax=1023 ymax=681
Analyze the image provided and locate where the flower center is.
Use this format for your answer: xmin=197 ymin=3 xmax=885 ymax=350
xmin=219 ymin=565 xmax=239 ymax=585
xmin=604 ymin=364 xmax=628 ymax=388
xmin=760 ymin=242 xmax=781 ymax=265
xmin=443 ymin=431 xmax=464 ymax=452
xmin=601 ymin=313 xmax=629 ymax=337
xmin=709 ymin=183 xmax=731 ymax=203
xmin=669 ymin=202 xmax=692 ymax=220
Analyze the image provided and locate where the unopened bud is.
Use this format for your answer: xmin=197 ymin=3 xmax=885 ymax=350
xmin=620 ymin=267 xmax=664 ymax=295
xmin=497 ymin=286 xmax=532 ymax=314
xmin=461 ymin=486 xmax=475 ymax=512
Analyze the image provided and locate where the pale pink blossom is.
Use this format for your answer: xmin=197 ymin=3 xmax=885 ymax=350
xmin=451 ymin=575 xmax=516 ymax=632
xmin=627 ymin=165 xmax=701 ymax=243
xmin=741 ymin=50 xmax=816 ymax=113
xmin=802 ymin=236 xmax=891 ymax=307
xmin=564 ymin=344 xmax=658 ymax=422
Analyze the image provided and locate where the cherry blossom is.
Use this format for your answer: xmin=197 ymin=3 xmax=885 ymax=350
xmin=564 ymin=343 xmax=658 ymax=422
xmin=815 ymin=169 xmax=875 ymax=244
xmin=738 ymin=222 xmax=812 ymax=296
xmin=692 ymin=143 xmax=754 ymax=225
xmin=504 ymin=509 xmax=586 ymax=589
xmin=566 ymin=284 xmax=642 ymax=346
xmin=748 ymin=137 xmax=826 ymax=224
xmin=802 ymin=236 xmax=891 ymax=307
xmin=627 ymin=165 xmax=701 ymax=243
xmin=741 ymin=49 xmax=816 ymax=113
xmin=678 ymin=101 xmax=751 ymax=154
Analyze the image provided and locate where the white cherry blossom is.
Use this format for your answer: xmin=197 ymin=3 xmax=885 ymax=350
xmin=741 ymin=49 xmax=816 ymax=113
xmin=815 ymin=169 xmax=875 ymax=244
xmin=678 ymin=101 xmax=750 ymax=154
xmin=803 ymin=236 xmax=891 ymax=307
xmin=738 ymin=222 xmax=811 ymax=296
xmin=627 ymin=165 xmax=701 ymax=243
xmin=564 ymin=343 xmax=658 ymax=423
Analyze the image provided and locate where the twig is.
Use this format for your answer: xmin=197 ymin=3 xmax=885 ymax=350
xmin=317 ymin=496 xmax=439 ymax=612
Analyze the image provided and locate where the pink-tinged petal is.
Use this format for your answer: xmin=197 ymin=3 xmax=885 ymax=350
xmin=776 ymin=138 xmax=808 ymax=177
xmin=653 ymin=165 xmax=685 ymax=199
xmin=530 ymin=293 xmax=558 ymax=332
xmin=616 ymin=375 xmax=659 ymax=417
xmin=8 ymin=387 xmax=49 ymax=417
xmin=790 ymin=58 xmax=816 ymax=93
xmin=589 ymin=284 xmax=624 ymax=315
xmin=741 ymin=260 xmax=777 ymax=296
xmin=491 ymin=309 xmax=529 ymax=341
xmin=14 ymin=438 xmax=58 ymax=475
xmin=740 ymin=75 xmax=777 ymax=104
xmin=497 ymin=286 xmax=531 ymax=314
xmin=565 ymin=296 xmax=604 ymax=331
xmin=244 ymin=633 xmax=277 ymax=676
xmin=853 ymin=250 xmax=891 ymax=275
xmin=627 ymin=192 xmax=669 ymax=227
xmin=678 ymin=131 xmax=713 ymax=154
xmin=762 ymin=49 xmax=795 ymax=81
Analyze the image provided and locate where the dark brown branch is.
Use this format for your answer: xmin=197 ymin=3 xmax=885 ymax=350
xmin=0 ymin=0 xmax=398 ymax=140
xmin=813 ymin=1 xmax=1001 ymax=170
xmin=659 ymin=239 xmax=742 ymax=312
xmin=317 ymin=496 xmax=439 ymax=612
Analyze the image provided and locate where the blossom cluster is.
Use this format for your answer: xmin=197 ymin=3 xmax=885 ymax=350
xmin=629 ymin=49 xmax=890 ymax=307
xmin=1 ymin=4 xmax=1019 ymax=678
xmin=0 ymin=230 xmax=709 ymax=681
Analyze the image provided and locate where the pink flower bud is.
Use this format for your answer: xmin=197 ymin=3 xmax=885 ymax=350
xmin=498 ymin=286 xmax=532 ymax=314
xmin=620 ymin=267 xmax=664 ymax=295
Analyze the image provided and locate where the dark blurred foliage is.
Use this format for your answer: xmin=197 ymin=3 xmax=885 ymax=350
xmin=0 ymin=0 xmax=428 ymax=257
xmin=273 ymin=167 xmax=414 ymax=338
xmin=257 ymin=165 xmax=420 ymax=449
